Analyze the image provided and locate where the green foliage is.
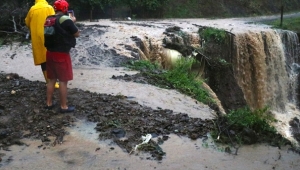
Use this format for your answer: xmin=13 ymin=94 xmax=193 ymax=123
xmin=162 ymin=58 xmax=211 ymax=104
xmin=126 ymin=59 xmax=213 ymax=104
xmin=0 ymin=0 xmax=30 ymax=33
xmin=69 ymin=0 xmax=169 ymax=12
xmin=164 ymin=0 xmax=300 ymax=18
xmin=0 ymin=38 xmax=4 ymax=46
xmin=126 ymin=60 xmax=161 ymax=70
xmin=198 ymin=27 xmax=227 ymax=44
xmin=226 ymin=107 xmax=276 ymax=132
xmin=1 ymin=0 xmax=300 ymax=31
xmin=164 ymin=0 xmax=200 ymax=18
xmin=217 ymin=58 xmax=230 ymax=66
xmin=211 ymin=106 xmax=290 ymax=146
xmin=142 ymin=0 xmax=169 ymax=10
xmin=266 ymin=17 xmax=300 ymax=33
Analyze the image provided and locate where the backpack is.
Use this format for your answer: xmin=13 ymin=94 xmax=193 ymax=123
xmin=44 ymin=15 xmax=62 ymax=48
xmin=44 ymin=15 xmax=75 ymax=49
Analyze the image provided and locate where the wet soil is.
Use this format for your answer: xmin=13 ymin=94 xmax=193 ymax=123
xmin=0 ymin=72 xmax=214 ymax=162
xmin=1 ymin=17 xmax=300 ymax=169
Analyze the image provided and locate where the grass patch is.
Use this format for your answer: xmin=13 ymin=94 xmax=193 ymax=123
xmin=198 ymin=27 xmax=227 ymax=44
xmin=226 ymin=107 xmax=276 ymax=132
xmin=126 ymin=60 xmax=161 ymax=71
xmin=126 ymin=58 xmax=213 ymax=105
xmin=212 ymin=107 xmax=289 ymax=147
xmin=264 ymin=17 xmax=300 ymax=32
xmin=162 ymin=58 xmax=212 ymax=104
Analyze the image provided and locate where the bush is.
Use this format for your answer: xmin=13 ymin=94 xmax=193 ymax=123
xmin=212 ymin=107 xmax=290 ymax=147
xmin=126 ymin=58 xmax=213 ymax=104
xmin=198 ymin=27 xmax=227 ymax=44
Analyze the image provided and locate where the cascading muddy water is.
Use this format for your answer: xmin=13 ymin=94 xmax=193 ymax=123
xmin=135 ymin=25 xmax=300 ymax=144
xmin=233 ymin=29 xmax=300 ymax=143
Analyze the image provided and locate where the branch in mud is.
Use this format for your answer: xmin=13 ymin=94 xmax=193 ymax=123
xmin=11 ymin=16 xmax=17 ymax=32
xmin=213 ymin=116 xmax=241 ymax=155
xmin=0 ymin=16 xmax=29 ymax=46
xmin=224 ymin=128 xmax=240 ymax=155
xmin=4 ymin=16 xmax=27 ymax=35
xmin=193 ymin=49 xmax=211 ymax=66
xmin=0 ymin=2 xmax=30 ymax=37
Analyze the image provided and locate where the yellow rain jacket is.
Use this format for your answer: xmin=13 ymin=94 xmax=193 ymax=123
xmin=25 ymin=0 xmax=55 ymax=65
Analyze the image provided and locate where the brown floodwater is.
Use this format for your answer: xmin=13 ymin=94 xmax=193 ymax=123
xmin=1 ymin=17 xmax=300 ymax=169
xmin=1 ymin=119 xmax=299 ymax=170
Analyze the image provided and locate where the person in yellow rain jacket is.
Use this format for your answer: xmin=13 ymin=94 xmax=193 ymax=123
xmin=25 ymin=0 xmax=58 ymax=88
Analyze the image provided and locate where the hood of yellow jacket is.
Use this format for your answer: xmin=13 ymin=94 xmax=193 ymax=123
xmin=35 ymin=0 xmax=48 ymax=5
xmin=32 ymin=0 xmax=51 ymax=10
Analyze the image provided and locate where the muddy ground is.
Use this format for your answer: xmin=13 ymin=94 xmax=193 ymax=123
xmin=1 ymin=17 xmax=300 ymax=168
xmin=0 ymin=70 xmax=214 ymax=162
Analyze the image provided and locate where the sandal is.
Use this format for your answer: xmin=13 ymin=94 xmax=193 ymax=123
xmin=44 ymin=102 xmax=56 ymax=110
xmin=60 ymin=106 xmax=75 ymax=113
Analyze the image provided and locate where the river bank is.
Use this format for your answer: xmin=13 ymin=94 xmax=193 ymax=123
xmin=0 ymin=17 xmax=300 ymax=169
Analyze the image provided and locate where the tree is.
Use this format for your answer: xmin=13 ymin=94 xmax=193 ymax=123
xmin=0 ymin=0 xmax=31 ymax=37
xmin=68 ymin=0 xmax=106 ymax=21
xmin=102 ymin=0 xmax=124 ymax=18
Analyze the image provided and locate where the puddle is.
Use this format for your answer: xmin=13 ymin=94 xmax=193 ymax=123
xmin=1 ymin=119 xmax=299 ymax=170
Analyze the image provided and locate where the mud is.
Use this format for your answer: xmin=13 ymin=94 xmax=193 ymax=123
xmin=1 ymin=17 xmax=300 ymax=169
xmin=2 ymin=71 xmax=300 ymax=169
xmin=0 ymin=72 xmax=214 ymax=161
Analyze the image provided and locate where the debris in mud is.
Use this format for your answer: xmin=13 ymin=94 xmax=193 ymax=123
xmin=0 ymin=72 xmax=214 ymax=161
xmin=212 ymin=113 xmax=293 ymax=151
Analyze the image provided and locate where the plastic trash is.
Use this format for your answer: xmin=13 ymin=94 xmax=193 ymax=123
xmin=134 ymin=134 xmax=152 ymax=151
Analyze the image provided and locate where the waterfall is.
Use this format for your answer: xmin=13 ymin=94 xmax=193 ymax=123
xmin=233 ymin=29 xmax=300 ymax=143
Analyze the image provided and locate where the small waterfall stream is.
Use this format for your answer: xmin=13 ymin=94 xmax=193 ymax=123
xmin=234 ymin=30 xmax=289 ymax=111
xmin=136 ymin=23 xmax=300 ymax=144
xmin=233 ymin=29 xmax=300 ymax=143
